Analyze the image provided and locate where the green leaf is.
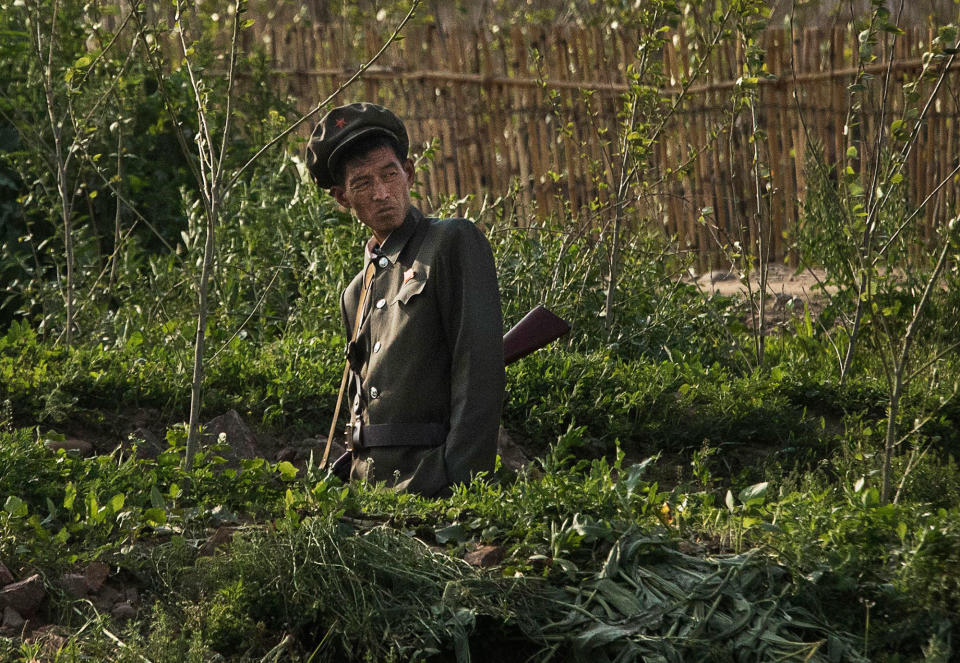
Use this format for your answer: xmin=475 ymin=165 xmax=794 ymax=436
xmin=846 ymin=146 xmax=858 ymax=159
xmin=593 ymin=578 xmax=643 ymax=617
xmin=739 ymin=481 xmax=769 ymax=504
xmin=144 ymin=508 xmax=166 ymax=525
xmin=435 ymin=524 xmax=466 ymax=544
xmin=276 ymin=461 xmax=298 ymax=481
xmin=74 ymin=55 xmax=92 ymax=68
xmin=127 ymin=331 xmax=143 ymax=349
xmin=4 ymin=495 xmax=28 ymax=519
xmin=573 ymin=623 xmax=633 ymax=650
xmin=150 ymin=485 xmax=166 ymax=509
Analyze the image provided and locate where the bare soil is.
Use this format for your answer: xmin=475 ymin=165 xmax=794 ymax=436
xmin=689 ymin=263 xmax=835 ymax=331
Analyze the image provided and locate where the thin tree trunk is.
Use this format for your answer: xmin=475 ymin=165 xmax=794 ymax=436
xmin=110 ymin=122 xmax=124 ymax=294
xmin=880 ymin=234 xmax=952 ymax=503
xmin=184 ymin=195 xmax=217 ymax=474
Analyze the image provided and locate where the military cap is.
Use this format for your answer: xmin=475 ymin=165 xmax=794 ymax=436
xmin=306 ymin=102 xmax=409 ymax=189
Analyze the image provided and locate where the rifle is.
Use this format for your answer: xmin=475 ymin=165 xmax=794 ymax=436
xmin=503 ymin=304 xmax=570 ymax=365
xmin=328 ymin=304 xmax=570 ymax=478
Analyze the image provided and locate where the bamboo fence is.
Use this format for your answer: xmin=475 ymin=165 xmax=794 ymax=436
xmin=243 ymin=20 xmax=960 ymax=266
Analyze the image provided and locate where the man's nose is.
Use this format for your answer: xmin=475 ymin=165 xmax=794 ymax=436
xmin=372 ymin=178 xmax=389 ymax=199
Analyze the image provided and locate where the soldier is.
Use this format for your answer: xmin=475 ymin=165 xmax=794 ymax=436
xmin=306 ymin=102 xmax=504 ymax=497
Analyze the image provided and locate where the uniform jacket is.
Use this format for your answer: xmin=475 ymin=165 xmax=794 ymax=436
xmin=339 ymin=206 xmax=504 ymax=496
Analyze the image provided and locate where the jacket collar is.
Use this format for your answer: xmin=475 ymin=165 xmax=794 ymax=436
xmin=364 ymin=206 xmax=422 ymax=266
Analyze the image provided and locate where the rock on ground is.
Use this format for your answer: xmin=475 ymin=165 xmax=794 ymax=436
xmin=497 ymin=428 xmax=532 ymax=472
xmin=464 ymin=545 xmax=505 ymax=568
xmin=0 ymin=574 xmax=45 ymax=616
xmin=60 ymin=574 xmax=88 ymax=599
xmin=203 ymin=410 xmax=259 ymax=463
xmin=0 ymin=561 xmax=13 ymax=586
xmin=84 ymin=561 xmax=110 ymax=593
xmin=2 ymin=606 xmax=24 ymax=630
xmin=111 ymin=602 xmax=136 ymax=620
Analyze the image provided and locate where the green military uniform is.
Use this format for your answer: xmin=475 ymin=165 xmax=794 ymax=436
xmin=340 ymin=206 xmax=504 ymax=496
xmin=306 ymin=101 xmax=505 ymax=496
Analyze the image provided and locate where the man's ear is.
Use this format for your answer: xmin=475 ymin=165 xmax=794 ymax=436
xmin=330 ymin=185 xmax=349 ymax=209
xmin=402 ymin=158 xmax=415 ymax=185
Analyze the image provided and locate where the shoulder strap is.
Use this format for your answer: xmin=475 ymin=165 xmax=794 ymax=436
xmin=321 ymin=261 xmax=376 ymax=468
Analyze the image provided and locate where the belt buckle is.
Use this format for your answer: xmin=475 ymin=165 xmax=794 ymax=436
xmin=345 ymin=421 xmax=364 ymax=451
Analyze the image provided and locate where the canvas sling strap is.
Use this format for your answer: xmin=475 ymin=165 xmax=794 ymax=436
xmin=321 ymin=259 xmax=376 ymax=468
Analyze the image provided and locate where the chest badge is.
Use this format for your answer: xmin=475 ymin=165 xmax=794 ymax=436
xmin=403 ymin=268 xmax=416 ymax=284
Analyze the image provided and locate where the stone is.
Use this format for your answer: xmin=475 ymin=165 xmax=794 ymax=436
xmin=199 ymin=527 xmax=236 ymax=557
xmin=111 ymin=602 xmax=136 ymax=621
xmin=60 ymin=574 xmax=88 ymax=599
xmin=2 ymin=606 xmax=24 ymax=630
xmin=127 ymin=426 xmax=164 ymax=459
xmin=0 ymin=561 xmax=14 ymax=586
xmin=202 ymin=410 xmax=258 ymax=463
xmin=497 ymin=428 xmax=532 ymax=472
xmin=463 ymin=545 xmax=504 ymax=568
xmin=92 ymin=585 xmax=122 ymax=612
xmin=324 ymin=438 xmax=346 ymax=462
xmin=707 ymin=270 xmax=737 ymax=283
xmin=43 ymin=437 xmax=93 ymax=455
xmin=28 ymin=625 xmax=67 ymax=653
xmin=0 ymin=574 xmax=44 ymax=615
xmin=275 ymin=447 xmax=297 ymax=463
xmin=84 ymin=561 xmax=110 ymax=593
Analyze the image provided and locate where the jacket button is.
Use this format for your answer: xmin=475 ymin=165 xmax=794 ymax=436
xmin=375 ymin=298 xmax=386 ymax=309
xmin=370 ymin=387 xmax=380 ymax=399
xmin=373 ymin=341 xmax=382 ymax=352
xmin=378 ymin=256 xmax=389 ymax=268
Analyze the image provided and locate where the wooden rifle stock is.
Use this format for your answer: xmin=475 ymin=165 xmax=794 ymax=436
xmin=503 ymin=305 xmax=571 ymax=366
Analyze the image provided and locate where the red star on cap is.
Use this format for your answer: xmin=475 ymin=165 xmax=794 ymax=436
xmin=335 ymin=117 xmax=347 ymax=129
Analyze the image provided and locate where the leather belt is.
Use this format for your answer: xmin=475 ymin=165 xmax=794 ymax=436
xmin=349 ymin=422 xmax=446 ymax=450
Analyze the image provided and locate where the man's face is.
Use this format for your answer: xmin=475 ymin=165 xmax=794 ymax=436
xmin=331 ymin=145 xmax=415 ymax=243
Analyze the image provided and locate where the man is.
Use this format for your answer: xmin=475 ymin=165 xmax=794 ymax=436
xmin=306 ymin=102 xmax=504 ymax=497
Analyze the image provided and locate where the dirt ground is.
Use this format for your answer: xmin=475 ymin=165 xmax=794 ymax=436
xmin=690 ymin=263 xmax=831 ymax=300
xmin=688 ymin=263 xmax=836 ymax=330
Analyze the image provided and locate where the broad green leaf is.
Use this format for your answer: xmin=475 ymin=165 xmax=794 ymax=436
xmin=64 ymin=481 xmax=76 ymax=510
xmin=739 ymin=481 xmax=769 ymax=503
xmin=593 ymin=578 xmax=643 ymax=617
xmin=150 ymin=485 xmax=165 ymax=509
xmin=144 ymin=508 xmax=166 ymax=525
xmin=434 ymin=524 xmax=466 ymax=544
xmin=4 ymin=495 xmax=28 ymax=519
xmin=276 ymin=461 xmax=298 ymax=481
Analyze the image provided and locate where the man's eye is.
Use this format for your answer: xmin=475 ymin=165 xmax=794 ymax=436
xmin=350 ymin=180 xmax=371 ymax=192
xmin=382 ymin=170 xmax=399 ymax=181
